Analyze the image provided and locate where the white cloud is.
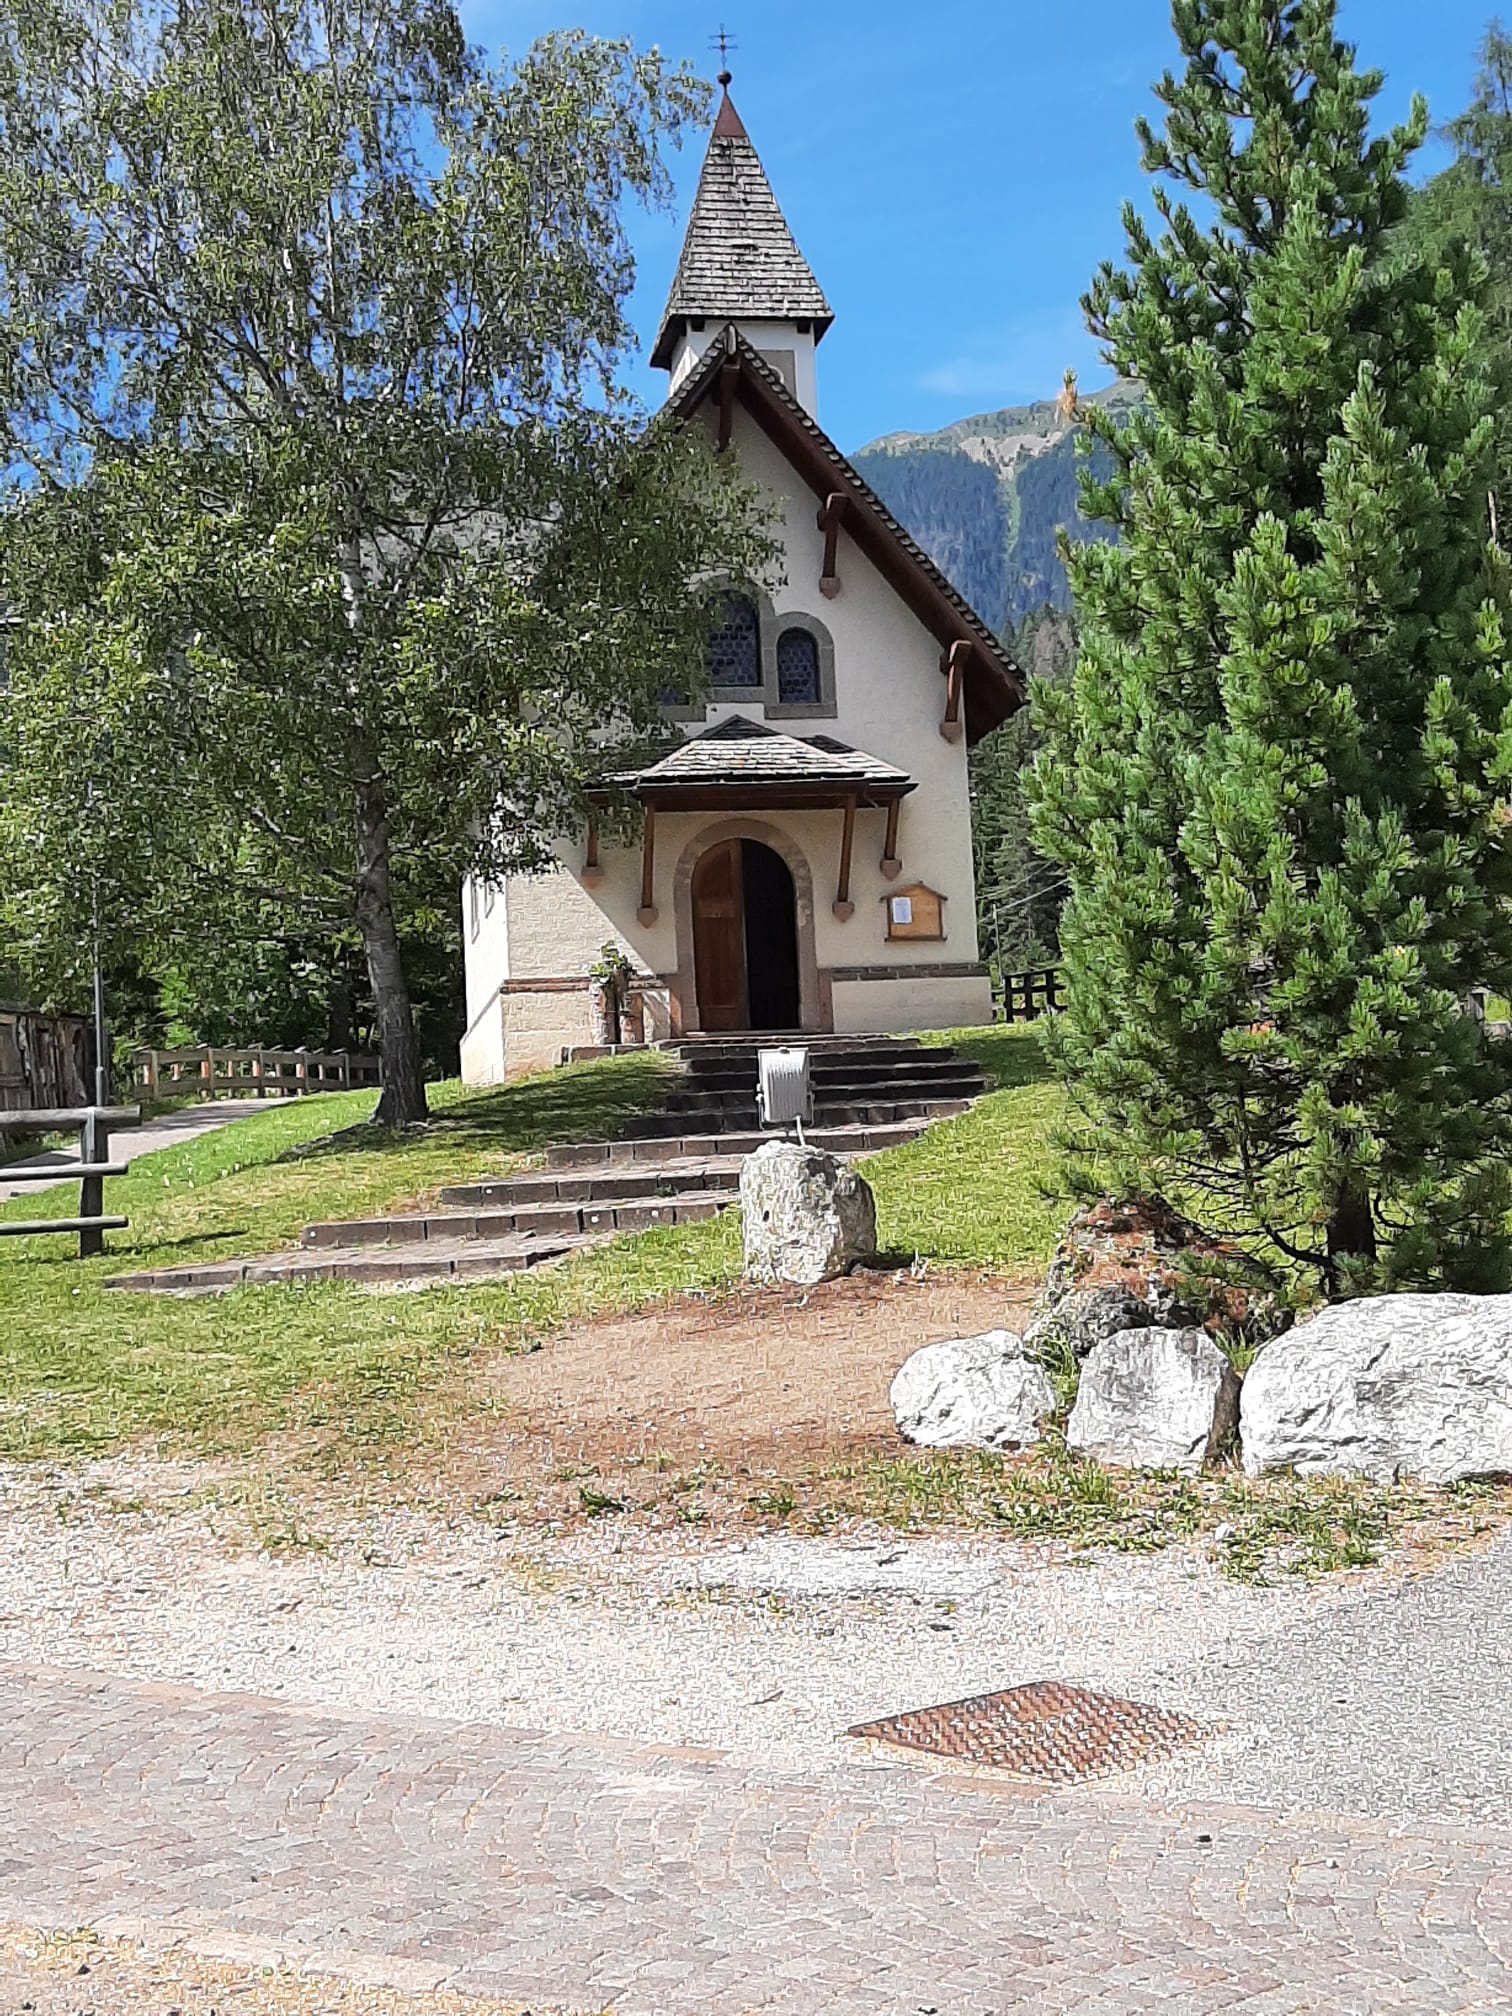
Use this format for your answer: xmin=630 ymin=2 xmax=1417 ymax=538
xmin=919 ymin=312 xmax=1104 ymax=407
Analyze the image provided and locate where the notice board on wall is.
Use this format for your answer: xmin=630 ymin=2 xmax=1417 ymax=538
xmin=884 ymin=884 xmax=945 ymax=942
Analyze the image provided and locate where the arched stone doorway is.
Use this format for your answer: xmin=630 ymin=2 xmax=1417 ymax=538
xmin=689 ymin=836 xmax=803 ymax=1032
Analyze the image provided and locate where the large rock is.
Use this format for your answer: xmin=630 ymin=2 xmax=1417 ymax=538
xmin=891 ymin=1330 xmax=1055 ymax=1452
xmin=1024 ymin=1282 xmax=1157 ymax=1363
xmin=740 ymin=1140 xmax=877 ymax=1287
xmin=1240 ymin=1294 xmax=1512 ymax=1484
xmin=1067 ymin=1326 xmax=1241 ymax=1473
xmin=1025 ymin=1196 xmax=1284 ymax=1363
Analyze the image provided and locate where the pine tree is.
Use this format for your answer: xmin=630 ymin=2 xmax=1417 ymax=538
xmin=972 ymin=609 xmax=1074 ymax=975
xmin=1404 ymin=23 xmax=1512 ymax=525
xmin=1030 ymin=0 xmax=1512 ymax=1295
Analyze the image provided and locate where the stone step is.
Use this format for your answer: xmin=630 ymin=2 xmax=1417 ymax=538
xmin=300 ymin=1189 xmax=727 ymax=1252
xmin=618 ymin=1096 xmax=973 ymax=1139
xmin=668 ymin=1046 xmax=930 ymax=1073
xmin=666 ymin=1032 xmax=923 ymax=1054
xmin=106 ymin=1230 xmax=587 ymax=1296
xmin=682 ymin=1050 xmax=975 ymax=1089
xmin=544 ymin=1117 xmax=933 ymax=1171
xmin=439 ymin=1157 xmax=744 ymax=1210
xmin=665 ymin=1072 xmax=986 ymax=1112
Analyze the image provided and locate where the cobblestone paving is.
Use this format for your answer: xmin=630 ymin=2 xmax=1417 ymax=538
xmin=4 ymin=1661 xmax=1511 ymax=2015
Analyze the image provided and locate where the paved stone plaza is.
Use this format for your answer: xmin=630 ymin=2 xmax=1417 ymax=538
xmin=5 ymin=1472 xmax=1512 ymax=2014
xmin=4 ymin=1656 xmax=1512 ymax=2014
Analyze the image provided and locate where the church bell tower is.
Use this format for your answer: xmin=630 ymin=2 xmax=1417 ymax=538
xmin=651 ymin=69 xmax=833 ymax=418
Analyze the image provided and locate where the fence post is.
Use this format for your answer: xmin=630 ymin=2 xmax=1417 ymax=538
xmin=78 ymin=1107 xmax=109 ymax=1259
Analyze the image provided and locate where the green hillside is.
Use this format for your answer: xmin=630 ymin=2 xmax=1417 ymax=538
xmin=853 ymin=380 xmax=1137 ymax=633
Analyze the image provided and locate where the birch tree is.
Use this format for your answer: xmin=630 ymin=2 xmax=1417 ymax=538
xmin=0 ymin=0 xmax=762 ymax=1122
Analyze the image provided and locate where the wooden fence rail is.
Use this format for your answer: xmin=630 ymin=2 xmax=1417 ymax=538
xmin=1000 ymin=966 xmax=1064 ymax=1023
xmin=0 ymin=1103 xmax=142 ymax=1256
xmin=127 ymin=1046 xmax=382 ymax=1101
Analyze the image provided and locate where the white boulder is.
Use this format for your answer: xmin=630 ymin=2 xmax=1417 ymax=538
xmin=1067 ymin=1326 xmax=1240 ymax=1473
xmin=740 ymin=1140 xmax=877 ymax=1287
xmin=1240 ymin=1293 xmax=1512 ymax=1484
xmin=891 ymin=1330 xmax=1055 ymax=1452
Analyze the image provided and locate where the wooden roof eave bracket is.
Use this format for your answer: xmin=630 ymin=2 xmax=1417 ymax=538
xmin=881 ymin=797 xmax=902 ymax=881
xmin=637 ymin=804 xmax=658 ymax=926
xmin=817 ymin=492 xmax=847 ymax=600
xmin=834 ymin=793 xmax=857 ymax=920
xmin=940 ymin=639 xmax=973 ymax=744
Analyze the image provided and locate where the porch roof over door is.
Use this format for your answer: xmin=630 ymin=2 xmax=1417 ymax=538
xmin=598 ymin=713 xmax=915 ymax=811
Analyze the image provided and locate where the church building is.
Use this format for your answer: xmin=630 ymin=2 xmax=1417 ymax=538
xmin=461 ymin=79 xmax=1022 ymax=1083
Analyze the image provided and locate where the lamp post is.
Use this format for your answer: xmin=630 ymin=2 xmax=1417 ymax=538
xmin=91 ymin=878 xmax=109 ymax=1106
xmin=85 ymin=725 xmax=114 ymax=1107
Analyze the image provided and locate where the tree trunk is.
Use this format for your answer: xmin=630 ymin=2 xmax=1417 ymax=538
xmin=353 ymin=760 xmax=427 ymax=1127
xmin=325 ymin=965 xmax=354 ymax=1055
xmin=1325 ymin=1183 xmax=1377 ymax=1295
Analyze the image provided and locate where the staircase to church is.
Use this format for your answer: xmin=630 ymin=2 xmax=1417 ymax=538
xmin=107 ymin=1037 xmax=986 ymax=1293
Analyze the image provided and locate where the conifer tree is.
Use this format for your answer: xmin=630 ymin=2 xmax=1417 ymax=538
xmin=1030 ymin=0 xmax=1512 ymax=1294
xmin=1406 ymin=23 xmax=1512 ymax=520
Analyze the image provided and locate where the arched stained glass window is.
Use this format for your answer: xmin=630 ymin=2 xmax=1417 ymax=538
xmin=776 ymin=626 xmax=821 ymax=707
xmin=706 ymin=592 xmax=761 ymax=688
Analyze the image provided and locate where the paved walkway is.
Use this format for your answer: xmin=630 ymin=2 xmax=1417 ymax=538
xmin=4 ymin=1659 xmax=1510 ymax=2015
xmin=0 ymin=1098 xmax=293 ymax=1202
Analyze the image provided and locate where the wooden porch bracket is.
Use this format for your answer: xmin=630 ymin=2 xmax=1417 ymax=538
xmin=833 ymin=794 xmax=857 ymax=920
xmin=637 ymin=806 xmax=658 ymax=925
xmin=817 ymin=492 xmax=847 ymax=600
xmin=582 ymin=813 xmax=603 ymax=887
xmin=880 ymin=798 xmax=902 ymax=880
xmin=940 ymin=639 xmax=970 ymax=743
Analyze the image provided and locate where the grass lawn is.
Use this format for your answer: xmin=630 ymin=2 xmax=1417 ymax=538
xmin=5 ymin=1026 xmax=1503 ymax=1585
xmin=0 ymin=1027 xmax=1064 ymax=1464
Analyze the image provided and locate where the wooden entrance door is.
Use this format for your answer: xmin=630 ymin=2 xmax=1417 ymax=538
xmin=692 ymin=839 xmax=748 ymax=1031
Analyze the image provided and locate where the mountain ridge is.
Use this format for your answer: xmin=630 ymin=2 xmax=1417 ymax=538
xmin=852 ymin=379 xmax=1135 ymax=636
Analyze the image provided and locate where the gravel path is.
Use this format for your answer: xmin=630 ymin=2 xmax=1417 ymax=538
xmin=0 ymin=1098 xmax=293 ymax=1202
xmin=3 ymin=1463 xmax=1508 ymax=1822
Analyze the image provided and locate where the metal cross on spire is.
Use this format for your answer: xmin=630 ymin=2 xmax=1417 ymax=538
xmin=710 ymin=24 xmax=736 ymax=88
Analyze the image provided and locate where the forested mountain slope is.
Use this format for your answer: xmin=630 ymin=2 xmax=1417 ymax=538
xmin=852 ymin=380 xmax=1136 ymax=635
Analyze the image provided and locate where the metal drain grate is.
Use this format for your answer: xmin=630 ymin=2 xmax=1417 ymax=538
xmin=845 ymin=1681 xmax=1211 ymax=1783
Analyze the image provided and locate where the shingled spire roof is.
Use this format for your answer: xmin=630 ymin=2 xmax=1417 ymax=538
xmin=650 ymin=86 xmax=833 ymax=371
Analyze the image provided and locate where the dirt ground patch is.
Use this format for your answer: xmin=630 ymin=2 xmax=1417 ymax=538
xmin=438 ymin=1266 xmax=1033 ymax=1528
xmin=0 ymin=1927 xmax=532 ymax=2016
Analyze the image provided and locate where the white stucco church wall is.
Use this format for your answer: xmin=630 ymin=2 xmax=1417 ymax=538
xmin=460 ymin=84 xmax=1020 ymax=1085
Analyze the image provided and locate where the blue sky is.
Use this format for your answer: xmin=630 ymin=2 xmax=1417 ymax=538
xmin=460 ymin=1 xmax=1499 ymax=452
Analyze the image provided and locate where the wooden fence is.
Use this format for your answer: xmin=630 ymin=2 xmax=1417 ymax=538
xmin=128 ymin=1046 xmax=382 ymax=1101
xmin=1000 ymin=966 xmax=1064 ymax=1023
xmin=0 ymin=1102 xmax=141 ymax=1256
xmin=0 ymin=1006 xmax=94 ymax=1113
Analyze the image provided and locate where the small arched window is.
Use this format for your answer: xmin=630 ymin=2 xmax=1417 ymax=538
xmin=776 ymin=626 xmax=821 ymax=707
xmin=706 ymin=592 xmax=761 ymax=688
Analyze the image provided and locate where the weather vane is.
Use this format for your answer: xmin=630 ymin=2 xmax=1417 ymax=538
xmin=710 ymin=24 xmax=736 ymax=87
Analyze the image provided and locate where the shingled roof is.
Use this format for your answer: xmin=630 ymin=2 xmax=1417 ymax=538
xmin=651 ymin=89 xmax=833 ymax=371
xmin=609 ymin=714 xmax=914 ymax=804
